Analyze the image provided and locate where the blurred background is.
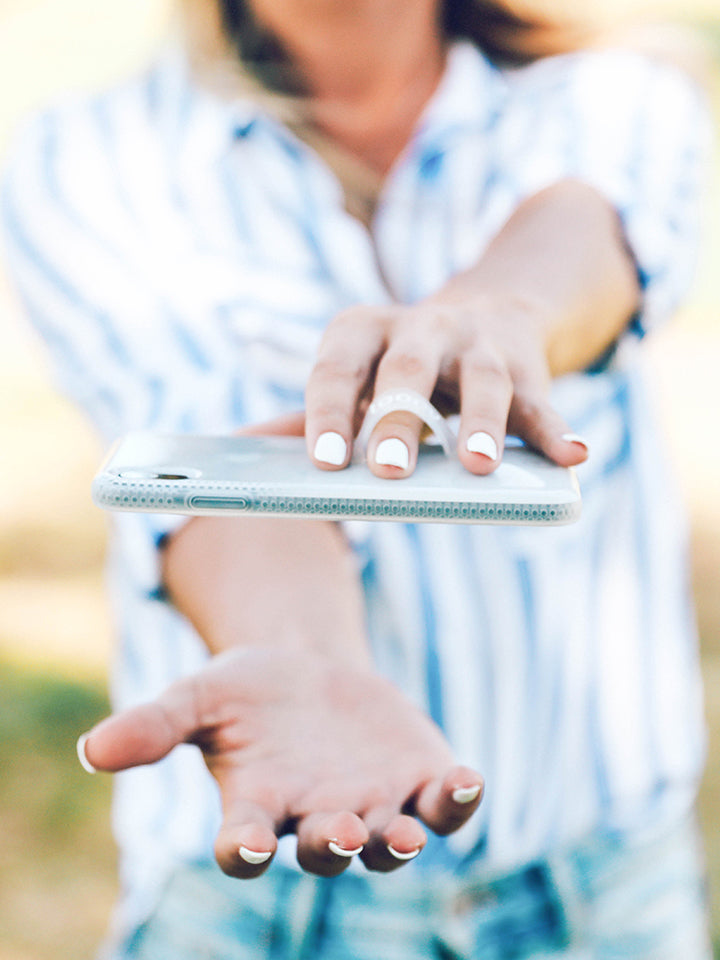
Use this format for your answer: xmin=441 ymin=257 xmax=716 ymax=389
xmin=0 ymin=1 xmax=718 ymax=958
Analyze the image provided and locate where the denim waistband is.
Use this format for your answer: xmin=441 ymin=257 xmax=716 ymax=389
xmin=113 ymin=816 xmax=711 ymax=960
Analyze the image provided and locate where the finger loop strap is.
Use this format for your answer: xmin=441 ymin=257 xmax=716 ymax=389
xmin=357 ymin=389 xmax=457 ymax=457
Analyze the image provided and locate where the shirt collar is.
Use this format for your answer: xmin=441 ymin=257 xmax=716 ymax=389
xmin=414 ymin=41 xmax=508 ymax=147
xmin=152 ymin=44 xmax=262 ymax=158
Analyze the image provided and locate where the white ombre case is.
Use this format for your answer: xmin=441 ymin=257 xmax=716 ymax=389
xmin=93 ymin=432 xmax=581 ymax=525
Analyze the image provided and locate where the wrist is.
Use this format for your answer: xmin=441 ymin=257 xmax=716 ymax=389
xmin=161 ymin=517 xmax=375 ymax=669
xmin=209 ymin=637 xmax=375 ymax=675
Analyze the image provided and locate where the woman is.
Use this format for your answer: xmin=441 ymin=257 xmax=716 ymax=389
xmin=1 ymin=1 xmax=712 ymax=956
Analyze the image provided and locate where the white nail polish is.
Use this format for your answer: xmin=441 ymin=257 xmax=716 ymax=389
xmin=328 ymin=840 xmax=364 ymax=857
xmin=375 ymin=438 xmax=409 ymax=470
xmin=76 ymin=733 xmax=97 ymax=774
xmin=313 ymin=431 xmax=347 ymax=466
xmin=561 ymin=432 xmax=589 ymax=452
xmin=452 ymin=784 xmax=481 ymax=805
xmin=239 ymin=846 xmax=273 ymax=865
xmin=387 ymin=844 xmax=421 ymax=861
xmin=466 ymin=432 xmax=497 ymax=460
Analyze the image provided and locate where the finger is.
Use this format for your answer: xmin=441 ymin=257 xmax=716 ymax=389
xmin=456 ymin=348 xmax=514 ymax=475
xmin=295 ymin=811 xmax=369 ymax=877
xmin=413 ymin=766 xmax=484 ymax=836
xmin=360 ymin=811 xmax=426 ymax=873
xmin=234 ymin=411 xmax=306 ymax=438
xmin=214 ymin=800 xmax=279 ymax=879
xmin=365 ymin=336 xmax=447 ymax=478
xmin=507 ymin=388 xmax=589 ymax=467
xmin=77 ymin=679 xmax=201 ymax=773
xmin=305 ymin=308 xmax=387 ymax=470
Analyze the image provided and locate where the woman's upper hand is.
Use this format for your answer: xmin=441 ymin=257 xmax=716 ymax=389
xmin=304 ymin=296 xmax=590 ymax=478
xmin=303 ymin=179 xmax=647 ymax=478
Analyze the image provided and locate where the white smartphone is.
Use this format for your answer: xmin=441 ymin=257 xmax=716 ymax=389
xmin=92 ymin=432 xmax=581 ymax=525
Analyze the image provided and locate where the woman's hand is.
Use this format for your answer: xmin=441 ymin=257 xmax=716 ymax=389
xmin=304 ymin=179 xmax=640 ymax=477
xmin=304 ymin=296 xmax=589 ymax=478
xmin=79 ymin=645 xmax=483 ymax=879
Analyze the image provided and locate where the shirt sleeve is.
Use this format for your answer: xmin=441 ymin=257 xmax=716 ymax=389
xmin=503 ymin=49 xmax=713 ymax=337
xmin=0 ymin=103 xmax=190 ymax=594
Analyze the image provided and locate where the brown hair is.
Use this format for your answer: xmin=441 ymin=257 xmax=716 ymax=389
xmin=441 ymin=1 xmax=592 ymax=64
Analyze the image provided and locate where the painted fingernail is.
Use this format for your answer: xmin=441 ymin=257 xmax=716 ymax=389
xmin=328 ymin=840 xmax=364 ymax=858
xmin=375 ymin=438 xmax=409 ymax=470
xmin=466 ymin=432 xmax=498 ymax=460
xmin=239 ymin=846 xmax=273 ymax=865
xmin=561 ymin=432 xmax=590 ymax=452
xmin=387 ymin=844 xmax=422 ymax=861
xmin=313 ymin=431 xmax=347 ymax=466
xmin=76 ymin=733 xmax=97 ymax=774
xmin=452 ymin=784 xmax=482 ymax=804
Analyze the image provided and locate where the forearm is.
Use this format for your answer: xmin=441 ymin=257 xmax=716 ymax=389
xmin=161 ymin=516 xmax=373 ymax=669
xmin=428 ymin=178 xmax=641 ymax=376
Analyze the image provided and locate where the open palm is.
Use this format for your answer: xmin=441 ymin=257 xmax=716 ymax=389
xmin=80 ymin=644 xmax=483 ymax=878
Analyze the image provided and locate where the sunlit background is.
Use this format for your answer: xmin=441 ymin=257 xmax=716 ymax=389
xmin=0 ymin=2 xmax=718 ymax=958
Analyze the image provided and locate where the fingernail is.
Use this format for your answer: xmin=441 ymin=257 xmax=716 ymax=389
xmin=452 ymin=784 xmax=481 ymax=804
xmin=313 ymin=431 xmax=347 ymax=466
xmin=76 ymin=733 xmax=97 ymax=774
xmin=561 ymin=432 xmax=590 ymax=452
xmin=375 ymin=438 xmax=409 ymax=470
xmin=239 ymin=846 xmax=273 ymax=865
xmin=466 ymin=431 xmax=498 ymax=460
xmin=387 ymin=844 xmax=422 ymax=861
xmin=328 ymin=840 xmax=364 ymax=858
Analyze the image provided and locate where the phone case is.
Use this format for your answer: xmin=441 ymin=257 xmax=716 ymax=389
xmin=92 ymin=432 xmax=581 ymax=525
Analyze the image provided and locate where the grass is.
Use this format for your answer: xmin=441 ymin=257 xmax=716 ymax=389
xmin=0 ymin=660 xmax=117 ymax=960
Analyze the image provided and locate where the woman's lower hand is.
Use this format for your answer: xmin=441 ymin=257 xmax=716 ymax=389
xmin=78 ymin=644 xmax=483 ymax=879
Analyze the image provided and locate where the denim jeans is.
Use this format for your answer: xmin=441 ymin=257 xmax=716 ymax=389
xmin=115 ymin=816 xmax=712 ymax=960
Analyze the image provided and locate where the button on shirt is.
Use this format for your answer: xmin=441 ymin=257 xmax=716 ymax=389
xmin=1 ymin=41 xmax=710 ymax=940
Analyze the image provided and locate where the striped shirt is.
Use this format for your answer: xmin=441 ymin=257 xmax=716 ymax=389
xmin=1 ymin=40 xmax=710 ymax=941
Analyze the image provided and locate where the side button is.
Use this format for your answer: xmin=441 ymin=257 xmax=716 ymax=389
xmin=188 ymin=496 xmax=250 ymax=510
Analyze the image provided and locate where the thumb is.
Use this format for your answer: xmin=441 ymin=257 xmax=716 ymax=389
xmin=77 ymin=678 xmax=200 ymax=773
xmin=234 ymin=411 xmax=306 ymax=438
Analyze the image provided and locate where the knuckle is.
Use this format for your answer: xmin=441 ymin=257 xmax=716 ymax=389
xmin=403 ymin=305 xmax=454 ymax=345
xmin=311 ymin=355 xmax=366 ymax=385
xmin=384 ymin=303 xmax=410 ymax=326
xmin=463 ymin=351 xmax=510 ymax=385
xmin=330 ymin=305 xmax=369 ymax=327
xmin=427 ymin=305 xmax=461 ymax=340
xmin=331 ymin=305 xmax=387 ymax=335
xmin=306 ymin=402 xmax=347 ymax=423
xmin=382 ymin=347 xmax=428 ymax=380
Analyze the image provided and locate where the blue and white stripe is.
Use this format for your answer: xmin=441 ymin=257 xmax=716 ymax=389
xmin=1 ymin=39 xmax=710 ymax=938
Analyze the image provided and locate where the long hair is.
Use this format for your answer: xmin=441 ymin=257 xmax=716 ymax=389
xmin=441 ymin=1 xmax=589 ymax=64
xmin=212 ymin=1 xmax=589 ymax=92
